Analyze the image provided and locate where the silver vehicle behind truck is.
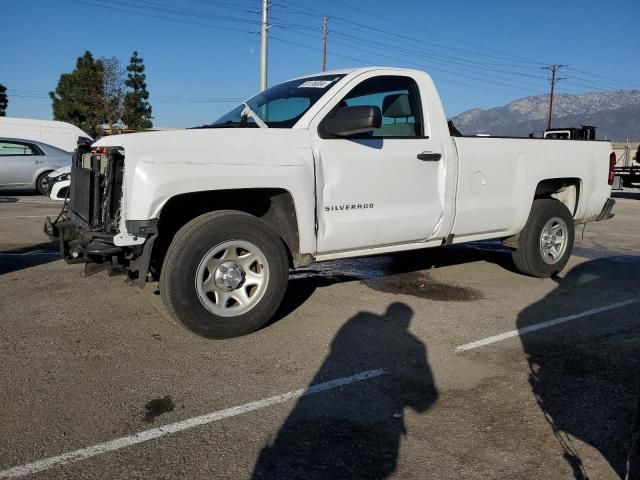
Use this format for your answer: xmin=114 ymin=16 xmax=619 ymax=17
xmin=0 ymin=137 xmax=72 ymax=194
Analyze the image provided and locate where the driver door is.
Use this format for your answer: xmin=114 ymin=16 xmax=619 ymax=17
xmin=310 ymin=74 xmax=446 ymax=253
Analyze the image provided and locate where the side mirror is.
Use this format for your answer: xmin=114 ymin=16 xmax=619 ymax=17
xmin=325 ymin=105 xmax=382 ymax=137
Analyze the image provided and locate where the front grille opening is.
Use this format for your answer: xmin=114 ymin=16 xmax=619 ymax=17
xmin=69 ymin=146 xmax=125 ymax=233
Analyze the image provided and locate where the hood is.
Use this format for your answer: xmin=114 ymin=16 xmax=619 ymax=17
xmin=93 ymin=128 xmax=310 ymax=168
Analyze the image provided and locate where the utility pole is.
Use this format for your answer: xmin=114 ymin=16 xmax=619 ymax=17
xmin=260 ymin=0 xmax=270 ymax=91
xmin=322 ymin=16 xmax=328 ymax=72
xmin=543 ymin=64 xmax=566 ymax=130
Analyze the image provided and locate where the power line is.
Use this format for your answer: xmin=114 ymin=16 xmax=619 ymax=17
xmin=47 ymin=0 xmax=636 ymax=110
xmin=566 ymin=67 xmax=638 ymax=87
xmin=10 ymin=89 xmax=244 ymax=103
xmin=65 ymin=0 xmax=256 ymax=33
xmin=323 ymin=0 xmax=549 ymax=66
xmin=272 ymin=1 xmax=568 ymax=93
xmin=270 ymin=35 xmax=544 ymax=96
xmin=326 ymin=29 xmax=547 ymax=85
xmin=277 ymin=27 xmax=547 ymax=94
xmin=66 ymin=0 xmax=613 ymax=95
xmin=274 ymin=0 xmax=547 ymax=66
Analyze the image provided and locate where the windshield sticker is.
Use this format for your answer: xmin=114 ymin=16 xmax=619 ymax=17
xmin=298 ymin=80 xmax=334 ymax=89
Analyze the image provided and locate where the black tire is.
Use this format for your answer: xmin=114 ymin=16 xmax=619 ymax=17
xmin=36 ymin=171 xmax=52 ymax=196
xmin=159 ymin=210 xmax=289 ymax=339
xmin=512 ymin=199 xmax=575 ymax=278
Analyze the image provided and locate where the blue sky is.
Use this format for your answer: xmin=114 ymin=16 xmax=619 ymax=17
xmin=2 ymin=0 xmax=639 ymax=127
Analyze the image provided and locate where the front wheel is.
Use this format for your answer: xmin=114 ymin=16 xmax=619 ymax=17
xmin=512 ymin=199 xmax=575 ymax=278
xmin=160 ymin=210 xmax=289 ymax=339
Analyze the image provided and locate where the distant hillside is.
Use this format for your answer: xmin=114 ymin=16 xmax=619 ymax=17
xmin=451 ymin=90 xmax=640 ymax=140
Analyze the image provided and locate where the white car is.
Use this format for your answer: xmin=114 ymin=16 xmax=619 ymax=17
xmin=46 ymin=67 xmax=616 ymax=338
xmin=46 ymin=165 xmax=71 ymax=200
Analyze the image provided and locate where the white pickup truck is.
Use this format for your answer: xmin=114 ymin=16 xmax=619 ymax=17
xmin=46 ymin=67 xmax=616 ymax=338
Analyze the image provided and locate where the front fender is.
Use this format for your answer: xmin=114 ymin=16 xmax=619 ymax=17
xmin=123 ymin=156 xmax=317 ymax=254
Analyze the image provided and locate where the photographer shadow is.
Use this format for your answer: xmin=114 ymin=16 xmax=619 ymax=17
xmin=252 ymin=302 xmax=438 ymax=479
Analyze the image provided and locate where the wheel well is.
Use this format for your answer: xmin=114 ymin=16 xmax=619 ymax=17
xmin=150 ymin=189 xmax=300 ymax=277
xmin=534 ymin=178 xmax=581 ymax=215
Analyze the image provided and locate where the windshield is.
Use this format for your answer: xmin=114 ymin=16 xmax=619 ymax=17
xmin=202 ymin=74 xmax=345 ymax=128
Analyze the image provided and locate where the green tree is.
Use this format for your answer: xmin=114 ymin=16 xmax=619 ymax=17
xmin=101 ymin=57 xmax=126 ymax=133
xmin=123 ymin=51 xmax=152 ymax=130
xmin=49 ymin=51 xmax=105 ymax=137
xmin=0 ymin=83 xmax=7 ymax=116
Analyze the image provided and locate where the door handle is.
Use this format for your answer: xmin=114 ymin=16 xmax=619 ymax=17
xmin=34 ymin=160 xmax=44 ymax=164
xmin=417 ymin=152 xmax=441 ymax=162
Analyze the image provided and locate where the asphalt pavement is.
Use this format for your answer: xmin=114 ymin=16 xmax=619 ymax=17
xmin=0 ymin=190 xmax=639 ymax=479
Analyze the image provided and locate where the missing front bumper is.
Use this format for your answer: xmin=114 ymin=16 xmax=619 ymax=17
xmin=44 ymin=214 xmax=155 ymax=285
xmin=44 ymin=214 xmax=123 ymax=265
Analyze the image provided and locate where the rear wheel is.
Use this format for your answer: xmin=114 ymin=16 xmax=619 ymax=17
xmin=160 ymin=210 xmax=289 ymax=339
xmin=36 ymin=171 xmax=52 ymax=196
xmin=512 ymin=199 xmax=574 ymax=278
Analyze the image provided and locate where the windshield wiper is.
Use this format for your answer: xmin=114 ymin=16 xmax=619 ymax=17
xmin=241 ymin=103 xmax=268 ymax=129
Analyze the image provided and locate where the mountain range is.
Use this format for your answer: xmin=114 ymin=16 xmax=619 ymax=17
xmin=450 ymin=90 xmax=640 ymax=140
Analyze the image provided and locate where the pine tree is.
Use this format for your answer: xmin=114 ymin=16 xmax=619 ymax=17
xmin=49 ymin=51 xmax=105 ymax=137
xmin=123 ymin=51 xmax=152 ymax=130
xmin=0 ymin=84 xmax=8 ymax=116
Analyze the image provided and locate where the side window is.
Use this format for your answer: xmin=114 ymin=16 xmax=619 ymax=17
xmin=0 ymin=141 xmax=41 ymax=156
xmin=341 ymin=76 xmax=424 ymax=138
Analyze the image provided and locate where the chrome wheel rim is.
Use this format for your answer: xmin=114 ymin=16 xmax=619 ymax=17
xmin=195 ymin=240 xmax=269 ymax=317
xmin=38 ymin=176 xmax=48 ymax=193
xmin=539 ymin=217 xmax=568 ymax=265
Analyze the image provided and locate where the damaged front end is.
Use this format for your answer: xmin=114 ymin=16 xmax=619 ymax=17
xmin=44 ymin=139 xmax=156 ymax=285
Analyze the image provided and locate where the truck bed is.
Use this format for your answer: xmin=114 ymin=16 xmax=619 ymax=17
xmin=451 ymin=136 xmax=612 ymax=241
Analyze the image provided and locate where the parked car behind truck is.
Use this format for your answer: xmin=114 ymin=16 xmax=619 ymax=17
xmin=0 ymin=137 xmax=72 ymax=194
xmin=45 ymin=67 xmax=616 ymax=338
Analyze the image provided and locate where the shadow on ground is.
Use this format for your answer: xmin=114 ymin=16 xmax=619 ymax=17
xmin=0 ymin=191 xmax=41 ymax=199
xmin=0 ymin=241 xmax=60 ymax=275
xmin=271 ymin=243 xmax=512 ymax=325
xmin=518 ymin=256 xmax=640 ymax=479
xmin=252 ymin=303 xmax=438 ymax=479
xmin=612 ymin=190 xmax=640 ymax=201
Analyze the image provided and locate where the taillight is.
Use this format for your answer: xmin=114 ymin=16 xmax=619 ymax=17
xmin=608 ymin=152 xmax=616 ymax=185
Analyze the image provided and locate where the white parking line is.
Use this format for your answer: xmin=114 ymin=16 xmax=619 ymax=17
xmin=455 ymin=299 xmax=639 ymax=352
xmin=0 ymin=368 xmax=386 ymax=478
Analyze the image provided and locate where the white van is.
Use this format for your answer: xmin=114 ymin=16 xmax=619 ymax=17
xmin=0 ymin=117 xmax=91 ymax=152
